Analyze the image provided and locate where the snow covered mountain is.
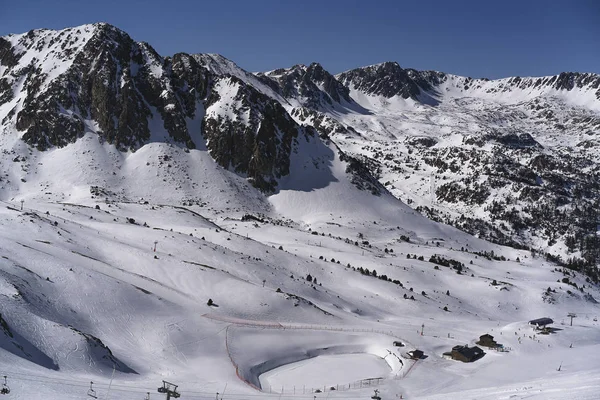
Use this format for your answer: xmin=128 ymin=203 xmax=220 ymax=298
xmin=2 ymin=22 xmax=599 ymax=276
xmin=0 ymin=23 xmax=322 ymax=193
xmin=260 ymin=63 xmax=600 ymax=280
xmin=0 ymin=23 xmax=599 ymax=400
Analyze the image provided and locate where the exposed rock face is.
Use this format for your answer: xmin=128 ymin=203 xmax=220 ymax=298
xmin=260 ymin=62 xmax=352 ymax=109
xmin=290 ymin=107 xmax=358 ymax=138
xmin=503 ymin=72 xmax=600 ymax=98
xmin=202 ymin=75 xmax=308 ymax=192
xmin=337 ymin=62 xmax=429 ymax=99
xmin=338 ymin=150 xmax=383 ymax=196
xmin=3 ymin=24 xmax=216 ymax=151
xmin=0 ymin=23 xmax=312 ymax=192
xmin=337 ymin=62 xmax=600 ymax=102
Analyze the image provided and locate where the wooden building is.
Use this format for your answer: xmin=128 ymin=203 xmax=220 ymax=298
xmin=476 ymin=334 xmax=499 ymax=348
xmin=443 ymin=345 xmax=485 ymax=362
xmin=404 ymin=349 xmax=424 ymax=360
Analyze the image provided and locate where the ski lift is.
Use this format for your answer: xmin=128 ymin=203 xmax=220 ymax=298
xmin=1 ymin=376 xmax=9 ymax=395
xmin=157 ymin=381 xmax=180 ymax=398
xmin=87 ymin=381 xmax=98 ymax=399
xmin=371 ymin=389 xmax=382 ymax=400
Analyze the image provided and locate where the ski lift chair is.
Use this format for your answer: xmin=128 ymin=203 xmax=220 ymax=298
xmin=87 ymin=381 xmax=98 ymax=399
xmin=0 ymin=376 xmax=9 ymax=395
xmin=157 ymin=381 xmax=180 ymax=398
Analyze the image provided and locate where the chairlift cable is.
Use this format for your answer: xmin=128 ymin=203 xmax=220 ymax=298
xmin=0 ymin=370 xmax=380 ymax=399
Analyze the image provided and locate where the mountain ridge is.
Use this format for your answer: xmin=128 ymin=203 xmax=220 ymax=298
xmin=3 ymin=22 xmax=599 ymax=86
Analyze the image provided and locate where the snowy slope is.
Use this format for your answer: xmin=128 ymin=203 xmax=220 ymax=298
xmin=0 ymin=185 xmax=598 ymax=399
xmin=0 ymin=126 xmax=598 ymax=399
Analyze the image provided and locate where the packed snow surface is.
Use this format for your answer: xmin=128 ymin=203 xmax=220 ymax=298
xmin=259 ymin=354 xmax=391 ymax=391
xmin=0 ymin=139 xmax=597 ymax=399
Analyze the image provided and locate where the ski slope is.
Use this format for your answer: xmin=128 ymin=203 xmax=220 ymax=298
xmin=0 ymin=138 xmax=598 ymax=399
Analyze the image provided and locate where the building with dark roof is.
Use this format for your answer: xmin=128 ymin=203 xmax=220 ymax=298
xmin=476 ymin=334 xmax=499 ymax=348
xmin=528 ymin=317 xmax=554 ymax=330
xmin=405 ymin=349 xmax=424 ymax=360
xmin=443 ymin=345 xmax=485 ymax=362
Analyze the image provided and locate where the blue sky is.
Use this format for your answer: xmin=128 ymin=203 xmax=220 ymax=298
xmin=1 ymin=0 xmax=598 ymax=78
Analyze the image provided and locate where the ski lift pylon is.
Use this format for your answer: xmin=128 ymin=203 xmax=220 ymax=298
xmin=0 ymin=376 xmax=9 ymax=395
xmin=87 ymin=381 xmax=98 ymax=399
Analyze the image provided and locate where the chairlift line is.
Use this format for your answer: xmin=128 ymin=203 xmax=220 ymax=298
xmin=0 ymin=370 xmax=399 ymax=399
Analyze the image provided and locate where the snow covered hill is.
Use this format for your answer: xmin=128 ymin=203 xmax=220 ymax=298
xmin=0 ymin=178 xmax=599 ymax=399
xmin=0 ymin=23 xmax=599 ymax=400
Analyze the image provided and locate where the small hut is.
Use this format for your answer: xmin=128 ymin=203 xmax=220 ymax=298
xmin=443 ymin=345 xmax=485 ymax=362
xmin=405 ymin=349 xmax=424 ymax=360
xmin=476 ymin=334 xmax=498 ymax=348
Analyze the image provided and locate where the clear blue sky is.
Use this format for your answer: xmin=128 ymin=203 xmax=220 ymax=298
xmin=1 ymin=0 xmax=598 ymax=78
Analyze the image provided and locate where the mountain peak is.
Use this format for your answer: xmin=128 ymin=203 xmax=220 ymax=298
xmin=339 ymin=61 xmax=401 ymax=74
xmin=259 ymin=62 xmax=351 ymax=108
xmin=337 ymin=61 xmax=424 ymax=99
xmin=373 ymin=61 xmax=401 ymax=69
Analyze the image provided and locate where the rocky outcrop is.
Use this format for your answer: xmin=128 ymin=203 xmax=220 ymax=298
xmin=337 ymin=62 xmax=429 ymax=99
xmin=290 ymin=107 xmax=358 ymax=138
xmin=260 ymin=62 xmax=352 ymax=109
xmin=1 ymin=24 xmax=212 ymax=150
xmin=202 ymin=76 xmax=307 ymax=192
xmin=0 ymin=23 xmax=312 ymax=192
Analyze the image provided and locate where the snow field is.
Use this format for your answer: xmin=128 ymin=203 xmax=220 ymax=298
xmin=259 ymin=354 xmax=390 ymax=393
xmin=0 ymin=134 xmax=597 ymax=399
